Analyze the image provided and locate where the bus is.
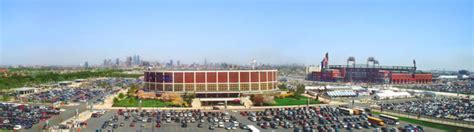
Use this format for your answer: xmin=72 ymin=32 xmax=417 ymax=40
xmin=368 ymin=116 xmax=385 ymax=126
xmin=353 ymin=108 xmax=365 ymax=115
xmin=339 ymin=108 xmax=354 ymax=115
xmin=379 ymin=114 xmax=400 ymax=125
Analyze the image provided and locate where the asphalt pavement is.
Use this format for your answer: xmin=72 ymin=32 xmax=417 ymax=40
xmin=75 ymin=109 xmax=443 ymax=132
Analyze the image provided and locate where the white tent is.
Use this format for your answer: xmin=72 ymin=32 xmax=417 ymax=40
xmin=374 ymin=90 xmax=411 ymax=100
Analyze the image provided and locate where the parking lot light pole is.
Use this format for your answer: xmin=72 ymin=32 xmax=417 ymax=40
xmin=139 ymin=100 xmax=142 ymax=110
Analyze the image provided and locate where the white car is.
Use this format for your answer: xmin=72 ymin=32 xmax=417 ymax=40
xmin=13 ymin=125 xmax=22 ymax=130
xmin=218 ymin=122 xmax=224 ymax=128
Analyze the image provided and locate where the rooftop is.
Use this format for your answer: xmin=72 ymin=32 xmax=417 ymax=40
xmin=145 ymin=69 xmax=277 ymax=72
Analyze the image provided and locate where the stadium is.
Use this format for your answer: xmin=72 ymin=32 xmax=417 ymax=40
xmin=308 ymin=53 xmax=433 ymax=84
xmin=144 ymin=70 xmax=278 ymax=98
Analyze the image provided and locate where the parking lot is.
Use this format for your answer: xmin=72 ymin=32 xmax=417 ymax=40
xmin=77 ymin=106 xmax=442 ymax=132
xmin=0 ymin=103 xmax=60 ymax=131
xmin=380 ymin=97 xmax=474 ymax=122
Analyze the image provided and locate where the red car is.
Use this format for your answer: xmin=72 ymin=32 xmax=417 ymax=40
xmin=155 ymin=123 xmax=161 ymax=128
xmin=117 ymin=109 xmax=124 ymax=115
xmin=130 ymin=123 xmax=135 ymax=127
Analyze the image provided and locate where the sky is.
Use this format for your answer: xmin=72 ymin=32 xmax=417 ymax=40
xmin=0 ymin=0 xmax=472 ymax=71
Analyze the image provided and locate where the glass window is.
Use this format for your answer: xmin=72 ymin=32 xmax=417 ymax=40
xmin=251 ymin=83 xmax=259 ymax=91
xmin=218 ymin=84 xmax=228 ymax=91
xmin=165 ymin=84 xmax=173 ymax=91
xmin=240 ymin=83 xmax=249 ymax=91
xmin=207 ymin=84 xmax=217 ymax=91
xmin=196 ymin=84 xmax=206 ymax=92
xmin=174 ymin=84 xmax=183 ymax=92
xmin=185 ymin=84 xmax=194 ymax=92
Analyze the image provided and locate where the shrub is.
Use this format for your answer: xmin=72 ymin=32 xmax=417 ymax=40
xmin=263 ymin=95 xmax=275 ymax=105
xmin=251 ymin=94 xmax=265 ymax=106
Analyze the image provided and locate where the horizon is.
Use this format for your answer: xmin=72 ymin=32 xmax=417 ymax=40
xmin=1 ymin=0 xmax=472 ymax=71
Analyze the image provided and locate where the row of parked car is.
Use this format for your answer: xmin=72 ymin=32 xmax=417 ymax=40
xmin=0 ymin=103 xmax=60 ymax=130
xmin=243 ymin=106 xmax=425 ymax=132
xmin=380 ymin=97 xmax=474 ymax=122
xmin=92 ymin=109 xmax=251 ymax=131
xmin=407 ymin=82 xmax=472 ymax=94
xmin=22 ymin=88 xmax=105 ymax=103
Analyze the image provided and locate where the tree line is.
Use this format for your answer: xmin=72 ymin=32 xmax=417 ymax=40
xmin=0 ymin=69 xmax=141 ymax=90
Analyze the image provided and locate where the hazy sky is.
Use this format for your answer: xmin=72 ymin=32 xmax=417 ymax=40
xmin=1 ymin=0 xmax=472 ymax=71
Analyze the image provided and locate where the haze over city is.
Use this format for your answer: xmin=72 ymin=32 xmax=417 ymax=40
xmin=1 ymin=0 xmax=472 ymax=71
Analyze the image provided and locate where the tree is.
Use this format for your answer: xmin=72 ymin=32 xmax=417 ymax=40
xmin=278 ymin=84 xmax=288 ymax=91
xmin=171 ymin=96 xmax=185 ymax=106
xmin=262 ymin=95 xmax=275 ymax=105
xmin=251 ymin=94 xmax=265 ymax=106
xmin=118 ymin=93 xmax=125 ymax=100
xmin=113 ymin=97 xmax=119 ymax=104
xmin=183 ymin=92 xmax=196 ymax=105
xmin=127 ymin=84 xmax=139 ymax=96
xmin=294 ymin=84 xmax=306 ymax=96
xmin=1 ymin=94 xmax=11 ymax=102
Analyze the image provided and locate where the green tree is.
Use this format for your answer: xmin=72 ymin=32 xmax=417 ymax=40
xmin=183 ymin=92 xmax=196 ymax=105
xmin=1 ymin=94 xmax=11 ymax=102
xmin=118 ymin=93 xmax=125 ymax=100
xmin=278 ymin=84 xmax=288 ymax=91
xmin=294 ymin=84 xmax=306 ymax=96
xmin=113 ymin=97 xmax=119 ymax=104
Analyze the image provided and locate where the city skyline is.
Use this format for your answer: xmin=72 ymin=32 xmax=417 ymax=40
xmin=1 ymin=0 xmax=472 ymax=71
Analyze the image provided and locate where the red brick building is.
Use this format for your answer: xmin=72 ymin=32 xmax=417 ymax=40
xmin=390 ymin=73 xmax=432 ymax=84
xmin=144 ymin=70 xmax=278 ymax=93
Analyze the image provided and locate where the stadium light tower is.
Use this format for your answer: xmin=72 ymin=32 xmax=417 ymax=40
xmin=347 ymin=56 xmax=356 ymax=83
xmin=367 ymin=57 xmax=376 ymax=67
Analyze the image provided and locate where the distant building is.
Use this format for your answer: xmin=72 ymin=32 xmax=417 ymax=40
xmin=126 ymin=56 xmax=133 ymax=67
xmin=0 ymin=68 xmax=7 ymax=73
xmin=115 ymin=58 xmax=120 ymax=66
xmin=305 ymin=66 xmax=321 ymax=79
xmin=58 ymin=81 xmax=73 ymax=87
xmin=310 ymin=53 xmax=432 ymax=84
xmin=14 ymin=87 xmax=38 ymax=95
xmin=132 ymin=55 xmax=141 ymax=66
xmin=84 ymin=61 xmax=89 ymax=69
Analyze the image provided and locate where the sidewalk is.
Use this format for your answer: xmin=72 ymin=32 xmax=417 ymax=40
xmin=301 ymin=94 xmax=347 ymax=105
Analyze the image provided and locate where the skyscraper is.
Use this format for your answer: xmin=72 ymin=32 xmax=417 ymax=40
xmin=131 ymin=55 xmax=141 ymax=66
xmin=126 ymin=56 xmax=132 ymax=67
xmin=84 ymin=61 xmax=89 ymax=69
xmin=103 ymin=59 xmax=108 ymax=67
xmin=115 ymin=58 xmax=120 ymax=66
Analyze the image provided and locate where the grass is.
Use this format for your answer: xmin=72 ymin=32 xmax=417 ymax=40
xmin=268 ymin=95 xmax=321 ymax=106
xmin=113 ymin=96 xmax=177 ymax=107
xmin=371 ymin=111 xmax=471 ymax=132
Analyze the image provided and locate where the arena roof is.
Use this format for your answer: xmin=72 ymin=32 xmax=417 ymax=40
xmin=146 ymin=69 xmax=277 ymax=72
